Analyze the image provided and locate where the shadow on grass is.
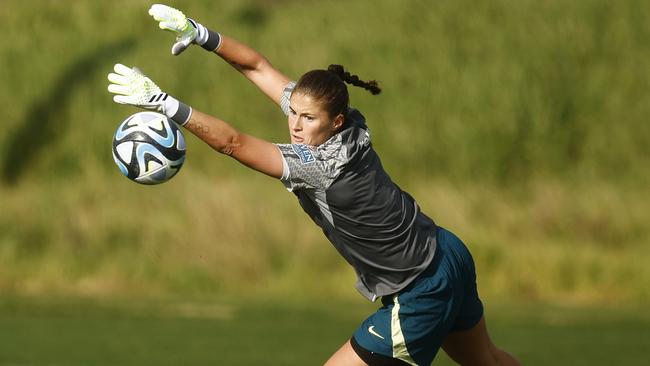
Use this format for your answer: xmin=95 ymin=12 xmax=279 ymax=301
xmin=0 ymin=38 xmax=135 ymax=186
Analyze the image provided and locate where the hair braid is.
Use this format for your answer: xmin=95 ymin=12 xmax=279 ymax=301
xmin=328 ymin=64 xmax=382 ymax=95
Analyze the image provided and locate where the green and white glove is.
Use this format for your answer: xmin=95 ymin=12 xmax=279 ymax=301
xmin=107 ymin=63 xmax=192 ymax=125
xmin=148 ymin=4 xmax=222 ymax=56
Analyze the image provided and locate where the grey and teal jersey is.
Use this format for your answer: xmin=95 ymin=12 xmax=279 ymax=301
xmin=275 ymin=82 xmax=437 ymax=301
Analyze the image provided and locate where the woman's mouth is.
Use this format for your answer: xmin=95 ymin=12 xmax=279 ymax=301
xmin=291 ymin=134 xmax=304 ymax=143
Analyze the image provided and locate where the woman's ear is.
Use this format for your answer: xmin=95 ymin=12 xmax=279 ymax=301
xmin=332 ymin=113 xmax=345 ymax=131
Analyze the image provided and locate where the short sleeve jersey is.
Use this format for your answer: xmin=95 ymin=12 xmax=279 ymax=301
xmin=275 ymin=82 xmax=437 ymax=301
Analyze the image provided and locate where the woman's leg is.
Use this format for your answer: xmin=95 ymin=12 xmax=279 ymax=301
xmin=323 ymin=340 xmax=368 ymax=366
xmin=442 ymin=316 xmax=521 ymax=366
xmin=324 ymin=338 xmax=415 ymax=366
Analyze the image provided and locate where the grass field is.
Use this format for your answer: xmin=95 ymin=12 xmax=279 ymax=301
xmin=2 ymin=0 xmax=650 ymax=302
xmin=1 ymin=296 xmax=649 ymax=366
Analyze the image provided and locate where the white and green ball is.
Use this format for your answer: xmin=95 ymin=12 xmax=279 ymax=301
xmin=112 ymin=111 xmax=186 ymax=185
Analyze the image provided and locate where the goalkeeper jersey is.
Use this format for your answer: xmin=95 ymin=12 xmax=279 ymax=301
xmin=275 ymin=82 xmax=437 ymax=301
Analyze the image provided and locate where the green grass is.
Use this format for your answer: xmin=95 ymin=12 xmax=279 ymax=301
xmin=1 ymin=177 xmax=648 ymax=305
xmin=1 ymin=0 xmax=650 ymax=305
xmin=1 ymin=296 xmax=649 ymax=366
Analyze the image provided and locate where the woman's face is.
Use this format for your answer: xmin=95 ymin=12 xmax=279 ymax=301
xmin=288 ymin=92 xmax=343 ymax=146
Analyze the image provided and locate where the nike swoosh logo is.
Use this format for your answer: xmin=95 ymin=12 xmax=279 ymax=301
xmin=368 ymin=326 xmax=385 ymax=340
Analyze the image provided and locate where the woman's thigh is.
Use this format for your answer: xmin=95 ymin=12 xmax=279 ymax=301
xmin=442 ymin=316 xmax=497 ymax=365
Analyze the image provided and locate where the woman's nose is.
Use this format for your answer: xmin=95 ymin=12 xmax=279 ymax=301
xmin=290 ymin=117 xmax=302 ymax=130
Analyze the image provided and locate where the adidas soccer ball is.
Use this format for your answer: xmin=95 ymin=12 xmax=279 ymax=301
xmin=112 ymin=111 xmax=186 ymax=185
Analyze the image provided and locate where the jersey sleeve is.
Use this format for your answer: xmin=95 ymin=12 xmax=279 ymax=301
xmin=280 ymin=81 xmax=297 ymax=116
xmin=275 ymin=139 xmax=348 ymax=191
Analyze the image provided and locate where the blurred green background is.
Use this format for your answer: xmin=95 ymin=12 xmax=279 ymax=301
xmin=1 ymin=0 xmax=649 ymax=364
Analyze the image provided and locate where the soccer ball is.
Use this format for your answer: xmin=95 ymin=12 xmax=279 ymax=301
xmin=112 ymin=111 xmax=186 ymax=185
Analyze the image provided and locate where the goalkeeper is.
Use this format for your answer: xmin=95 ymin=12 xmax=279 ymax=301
xmin=107 ymin=4 xmax=522 ymax=366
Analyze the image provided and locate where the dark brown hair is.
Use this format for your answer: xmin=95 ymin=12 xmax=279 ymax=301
xmin=293 ymin=64 xmax=381 ymax=119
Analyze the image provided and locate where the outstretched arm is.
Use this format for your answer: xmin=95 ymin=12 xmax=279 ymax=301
xmin=149 ymin=4 xmax=291 ymax=107
xmin=107 ymin=63 xmax=284 ymax=178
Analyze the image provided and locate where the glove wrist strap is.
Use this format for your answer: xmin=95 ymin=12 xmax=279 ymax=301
xmin=189 ymin=19 xmax=222 ymax=52
xmin=171 ymin=102 xmax=192 ymax=126
xmin=163 ymin=96 xmax=192 ymax=126
xmin=201 ymin=28 xmax=222 ymax=52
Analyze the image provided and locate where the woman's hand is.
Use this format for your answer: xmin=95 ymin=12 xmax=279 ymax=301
xmin=148 ymin=4 xmax=221 ymax=55
xmin=107 ymin=63 xmax=192 ymax=125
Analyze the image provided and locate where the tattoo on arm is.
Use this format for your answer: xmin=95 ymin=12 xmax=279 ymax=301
xmin=184 ymin=115 xmax=239 ymax=156
xmin=186 ymin=117 xmax=210 ymax=134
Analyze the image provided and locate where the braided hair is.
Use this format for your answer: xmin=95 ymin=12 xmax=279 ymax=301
xmin=293 ymin=65 xmax=381 ymax=120
xmin=327 ymin=65 xmax=382 ymax=95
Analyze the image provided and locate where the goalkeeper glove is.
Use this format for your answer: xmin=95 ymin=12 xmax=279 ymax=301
xmin=148 ymin=4 xmax=222 ymax=56
xmin=107 ymin=63 xmax=192 ymax=126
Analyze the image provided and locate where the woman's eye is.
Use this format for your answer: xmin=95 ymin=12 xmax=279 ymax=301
xmin=305 ymin=116 xmax=315 ymax=121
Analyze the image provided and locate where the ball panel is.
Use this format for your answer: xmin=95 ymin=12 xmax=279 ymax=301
xmin=112 ymin=151 xmax=130 ymax=177
xmin=115 ymin=141 xmax=134 ymax=164
xmin=147 ymin=159 xmax=163 ymax=172
xmin=176 ymin=130 xmax=186 ymax=150
xmin=136 ymin=166 xmax=172 ymax=185
xmin=114 ymin=113 xmax=176 ymax=148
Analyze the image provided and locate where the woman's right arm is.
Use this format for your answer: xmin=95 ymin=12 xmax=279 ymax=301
xmin=213 ymin=35 xmax=292 ymax=107
xmin=107 ymin=63 xmax=285 ymax=179
xmin=183 ymin=108 xmax=284 ymax=178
